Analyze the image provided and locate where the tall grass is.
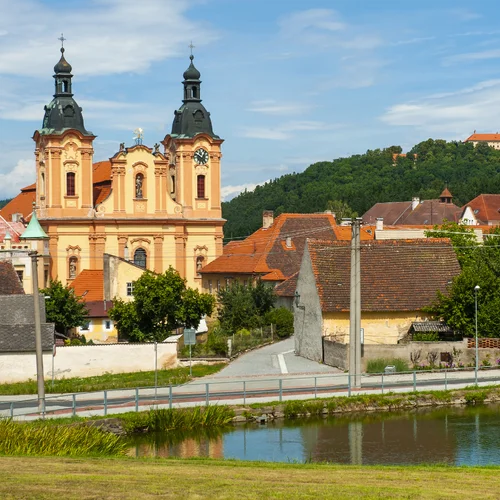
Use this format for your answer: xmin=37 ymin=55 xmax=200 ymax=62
xmin=0 ymin=419 xmax=127 ymax=457
xmin=120 ymin=406 xmax=235 ymax=434
xmin=366 ymin=358 xmax=409 ymax=373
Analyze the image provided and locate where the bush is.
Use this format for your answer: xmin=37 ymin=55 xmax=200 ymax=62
xmin=366 ymin=358 xmax=410 ymax=374
xmin=264 ymin=307 xmax=294 ymax=338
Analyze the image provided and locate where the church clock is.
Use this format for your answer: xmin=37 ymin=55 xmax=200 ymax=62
xmin=194 ymin=148 xmax=209 ymax=165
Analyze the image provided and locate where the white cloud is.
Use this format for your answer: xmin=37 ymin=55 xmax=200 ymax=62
xmin=0 ymin=158 xmax=35 ymax=199
xmin=239 ymin=120 xmax=331 ymax=140
xmin=247 ymin=100 xmax=310 ymax=115
xmin=380 ymin=79 xmax=500 ymax=136
xmin=391 ymin=36 xmax=436 ymax=47
xmin=0 ymin=0 xmax=217 ymax=78
xmin=444 ymin=49 xmax=500 ymax=65
xmin=221 ymin=181 xmax=268 ymax=201
xmin=279 ymin=9 xmax=346 ymax=37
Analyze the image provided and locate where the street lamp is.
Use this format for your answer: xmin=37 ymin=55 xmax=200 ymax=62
xmin=474 ymin=285 xmax=480 ymax=386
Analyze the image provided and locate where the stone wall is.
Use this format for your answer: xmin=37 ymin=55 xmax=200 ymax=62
xmin=323 ymin=337 xmax=500 ymax=371
xmin=0 ymin=341 xmax=178 ymax=383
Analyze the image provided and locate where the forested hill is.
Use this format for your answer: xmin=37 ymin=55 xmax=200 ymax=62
xmin=221 ymin=139 xmax=500 ymax=240
xmin=0 ymin=199 xmax=11 ymax=210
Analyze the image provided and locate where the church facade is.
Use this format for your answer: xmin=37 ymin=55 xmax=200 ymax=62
xmin=20 ymin=46 xmax=224 ymax=290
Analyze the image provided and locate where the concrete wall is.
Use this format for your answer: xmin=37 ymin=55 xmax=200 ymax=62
xmin=323 ymin=311 xmax=424 ymax=345
xmin=0 ymin=341 xmax=178 ymax=383
xmin=323 ymin=337 xmax=500 ymax=371
xmin=294 ymin=245 xmax=324 ymax=362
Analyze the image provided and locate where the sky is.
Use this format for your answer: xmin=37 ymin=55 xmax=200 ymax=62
xmin=2 ymin=0 xmax=500 ymax=201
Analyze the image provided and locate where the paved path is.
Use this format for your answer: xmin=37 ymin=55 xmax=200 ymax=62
xmin=200 ymin=337 xmax=341 ymax=379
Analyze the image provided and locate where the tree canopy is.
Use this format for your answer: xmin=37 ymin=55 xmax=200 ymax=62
xmin=109 ymin=267 xmax=215 ymax=342
xmin=222 ymin=139 xmax=500 ymax=240
xmin=40 ymin=279 xmax=88 ymax=335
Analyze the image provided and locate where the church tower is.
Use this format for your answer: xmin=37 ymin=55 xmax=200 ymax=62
xmin=33 ymin=40 xmax=95 ymax=219
xmin=162 ymin=54 xmax=223 ymax=220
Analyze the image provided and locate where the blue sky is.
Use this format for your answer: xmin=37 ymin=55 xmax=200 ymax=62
xmin=1 ymin=0 xmax=500 ymax=200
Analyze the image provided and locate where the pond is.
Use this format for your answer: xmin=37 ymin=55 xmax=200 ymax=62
xmin=128 ymin=404 xmax=500 ymax=465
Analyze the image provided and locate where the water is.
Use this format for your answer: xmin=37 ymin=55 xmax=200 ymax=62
xmin=128 ymin=404 xmax=500 ymax=465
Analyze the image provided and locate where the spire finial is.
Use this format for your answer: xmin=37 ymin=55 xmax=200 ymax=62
xmin=189 ymin=41 xmax=195 ymax=60
xmin=58 ymin=33 xmax=66 ymax=52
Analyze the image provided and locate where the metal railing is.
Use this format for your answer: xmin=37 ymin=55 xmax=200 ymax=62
xmin=1 ymin=366 xmax=499 ymax=420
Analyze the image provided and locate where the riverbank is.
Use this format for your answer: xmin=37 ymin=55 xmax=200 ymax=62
xmin=1 ymin=456 xmax=499 ymax=499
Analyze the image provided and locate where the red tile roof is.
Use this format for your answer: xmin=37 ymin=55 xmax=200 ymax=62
xmin=0 ymin=184 xmax=35 ymax=222
xmin=465 ymin=133 xmax=500 ymax=142
xmin=463 ymin=194 xmax=500 ymax=224
xmin=307 ymin=238 xmax=460 ymax=312
xmin=201 ymin=213 xmax=339 ymax=280
xmin=93 ymin=161 xmax=112 ymax=184
xmin=70 ymin=270 xmax=104 ymax=302
xmin=0 ymin=262 xmax=25 ymax=295
xmin=85 ymin=300 xmax=113 ymax=318
xmin=275 ymin=272 xmax=298 ymax=297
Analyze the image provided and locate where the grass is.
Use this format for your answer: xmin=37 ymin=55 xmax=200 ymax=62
xmin=366 ymin=357 xmax=410 ymax=373
xmin=0 ymin=457 xmax=499 ymax=499
xmin=0 ymin=363 xmax=226 ymax=395
xmin=0 ymin=420 xmax=126 ymax=457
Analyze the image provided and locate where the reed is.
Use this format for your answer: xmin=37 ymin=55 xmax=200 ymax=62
xmin=0 ymin=419 xmax=127 ymax=457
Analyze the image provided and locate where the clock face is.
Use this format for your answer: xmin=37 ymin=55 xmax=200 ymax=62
xmin=194 ymin=148 xmax=209 ymax=165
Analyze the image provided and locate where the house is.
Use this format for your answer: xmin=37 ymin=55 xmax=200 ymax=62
xmin=70 ymin=254 xmax=145 ymax=342
xmin=464 ymin=132 xmax=500 ymax=150
xmin=362 ymin=188 xmax=461 ymax=226
xmin=0 ymin=261 xmax=54 ymax=353
xmin=294 ymin=238 xmax=461 ymax=362
xmin=460 ymin=194 xmax=500 ymax=226
xmin=200 ymin=210 xmax=374 ymax=293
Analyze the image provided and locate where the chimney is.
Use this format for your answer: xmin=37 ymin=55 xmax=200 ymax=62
xmin=262 ymin=210 xmax=274 ymax=229
xmin=4 ymin=231 xmax=12 ymax=250
xmin=285 ymin=236 xmax=292 ymax=248
xmin=411 ymin=197 xmax=420 ymax=210
xmin=375 ymin=218 xmax=383 ymax=231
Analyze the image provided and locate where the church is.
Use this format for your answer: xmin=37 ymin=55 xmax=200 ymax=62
xmin=1 ymin=44 xmax=225 ymax=293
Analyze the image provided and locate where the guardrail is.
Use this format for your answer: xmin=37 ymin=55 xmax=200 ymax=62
xmin=1 ymin=366 xmax=499 ymax=420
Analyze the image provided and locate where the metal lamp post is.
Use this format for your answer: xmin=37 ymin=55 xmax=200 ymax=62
xmin=474 ymin=285 xmax=480 ymax=386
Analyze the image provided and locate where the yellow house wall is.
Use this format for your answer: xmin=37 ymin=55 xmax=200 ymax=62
xmin=77 ymin=317 xmax=117 ymax=343
xmin=104 ymin=254 xmax=145 ymax=302
xmin=323 ymin=311 xmax=424 ymax=345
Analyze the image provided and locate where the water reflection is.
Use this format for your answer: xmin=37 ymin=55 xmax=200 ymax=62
xmin=128 ymin=404 xmax=500 ymax=465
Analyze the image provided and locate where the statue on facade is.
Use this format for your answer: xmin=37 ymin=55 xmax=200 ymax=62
xmin=153 ymin=143 xmax=160 ymax=154
xmin=69 ymin=258 xmax=77 ymax=279
xmin=135 ymin=175 xmax=143 ymax=199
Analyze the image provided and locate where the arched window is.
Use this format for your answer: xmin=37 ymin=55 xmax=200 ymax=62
xmin=135 ymin=173 xmax=144 ymax=199
xmin=197 ymin=175 xmax=205 ymax=199
xmin=192 ymin=86 xmax=198 ymax=99
xmin=170 ymin=175 xmax=175 ymax=195
xmin=69 ymin=256 xmax=78 ymax=279
xmin=40 ymin=172 xmax=45 ymax=196
xmin=66 ymin=172 xmax=75 ymax=196
xmin=196 ymin=256 xmax=204 ymax=276
xmin=134 ymin=248 xmax=147 ymax=269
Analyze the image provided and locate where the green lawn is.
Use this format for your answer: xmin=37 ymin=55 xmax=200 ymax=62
xmin=0 ymin=457 xmax=498 ymax=499
xmin=0 ymin=363 xmax=226 ymax=395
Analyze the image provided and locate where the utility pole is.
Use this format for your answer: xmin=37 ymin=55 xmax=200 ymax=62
xmin=349 ymin=218 xmax=362 ymax=388
xmin=30 ymin=251 xmax=45 ymax=414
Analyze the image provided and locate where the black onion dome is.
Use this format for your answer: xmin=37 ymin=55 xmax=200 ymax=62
xmin=183 ymin=55 xmax=201 ymax=80
xmin=54 ymin=48 xmax=72 ymax=74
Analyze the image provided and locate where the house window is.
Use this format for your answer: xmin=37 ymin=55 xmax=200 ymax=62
xmin=68 ymin=256 xmax=78 ymax=279
xmin=134 ymin=248 xmax=147 ymax=269
xmin=217 ymin=280 xmax=221 ymax=292
xmin=66 ymin=172 xmax=75 ymax=196
xmin=135 ymin=173 xmax=144 ymax=199
xmin=208 ymin=280 xmax=213 ymax=293
xmin=197 ymin=175 xmax=205 ymax=199
xmin=81 ymin=320 xmax=91 ymax=331
xmin=16 ymin=270 xmax=23 ymax=284
xmin=104 ymin=320 xmax=112 ymax=330
xmin=126 ymin=282 xmax=134 ymax=296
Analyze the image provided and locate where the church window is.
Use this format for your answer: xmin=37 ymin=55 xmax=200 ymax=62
xmin=192 ymin=86 xmax=198 ymax=99
xmin=134 ymin=248 xmax=147 ymax=269
xmin=66 ymin=172 xmax=75 ymax=196
xmin=135 ymin=173 xmax=144 ymax=199
xmin=63 ymin=80 xmax=69 ymax=93
xmin=193 ymin=109 xmax=204 ymax=124
xmin=40 ymin=172 xmax=45 ymax=196
xmin=68 ymin=256 xmax=78 ymax=280
xmin=170 ymin=175 xmax=175 ymax=194
xmin=197 ymin=175 xmax=205 ymax=199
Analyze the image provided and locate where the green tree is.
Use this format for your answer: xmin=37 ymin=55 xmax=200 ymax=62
xmin=425 ymin=220 xmax=478 ymax=267
xmin=109 ymin=267 xmax=215 ymax=342
xmin=264 ymin=307 xmax=294 ymax=338
xmin=40 ymin=279 xmax=88 ymax=335
xmin=325 ymin=200 xmax=358 ymax=223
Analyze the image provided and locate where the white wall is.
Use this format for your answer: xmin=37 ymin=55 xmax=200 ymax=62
xmin=0 ymin=341 xmax=178 ymax=383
